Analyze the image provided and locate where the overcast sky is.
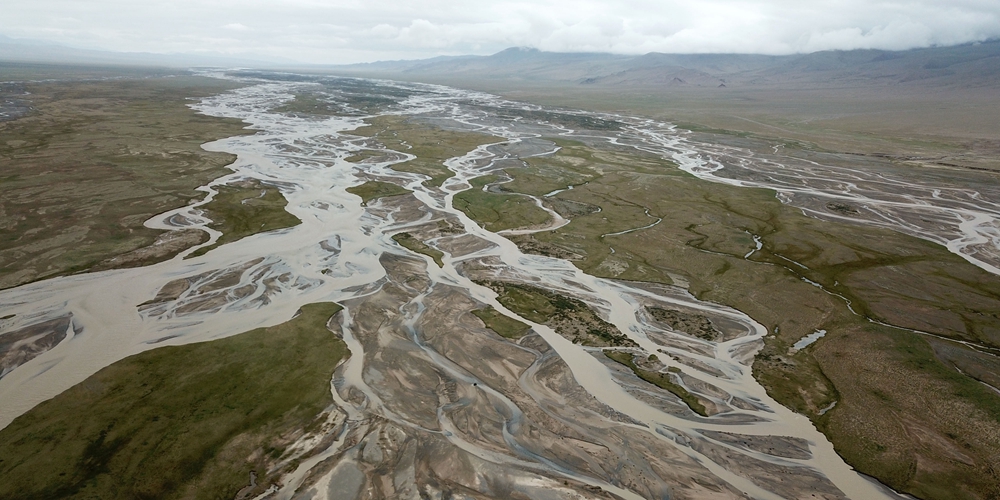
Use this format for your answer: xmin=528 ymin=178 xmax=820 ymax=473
xmin=2 ymin=0 xmax=999 ymax=64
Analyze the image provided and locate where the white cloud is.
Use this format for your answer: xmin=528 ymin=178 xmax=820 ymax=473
xmin=0 ymin=0 xmax=998 ymax=63
xmin=369 ymin=24 xmax=399 ymax=38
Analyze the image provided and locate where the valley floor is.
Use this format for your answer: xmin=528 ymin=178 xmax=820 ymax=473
xmin=0 ymin=67 xmax=998 ymax=500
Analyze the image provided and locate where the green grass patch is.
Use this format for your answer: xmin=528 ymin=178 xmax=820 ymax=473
xmin=472 ymin=105 xmax=622 ymax=131
xmin=346 ymin=180 xmax=410 ymax=206
xmin=478 ymin=280 xmax=561 ymax=323
xmin=604 ymin=350 xmax=708 ymax=416
xmin=272 ymin=92 xmax=341 ymax=116
xmin=0 ymin=302 xmax=348 ymax=500
xmin=472 ymin=306 xmax=531 ymax=339
xmin=343 ymin=150 xmax=387 ymax=163
xmin=478 ymin=280 xmax=634 ymax=347
xmin=0 ymin=74 xmax=251 ymax=290
xmin=453 ymin=175 xmax=552 ymax=232
xmin=352 ymin=115 xmax=497 ymax=188
xmin=404 ymin=160 xmax=455 ymax=188
xmin=504 ymin=140 xmax=602 ymax=197
xmin=815 ymin=322 xmax=1000 ymax=499
xmin=647 ymin=306 xmax=721 ymax=341
xmin=190 ymin=181 xmax=301 ymax=257
xmin=392 ymin=232 xmax=444 ymax=267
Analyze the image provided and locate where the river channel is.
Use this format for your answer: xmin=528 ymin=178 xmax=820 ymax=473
xmin=4 ymin=73 xmax=988 ymax=499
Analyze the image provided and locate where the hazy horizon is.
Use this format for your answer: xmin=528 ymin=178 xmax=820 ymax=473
xmin=2 ymin=0 xmax=999 ymax=65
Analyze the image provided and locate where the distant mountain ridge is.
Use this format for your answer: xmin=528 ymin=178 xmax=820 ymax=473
xmin=2 ymin=33 xmax=998 ymax=90
xmin=332 ymin=42 xmax=1000 ymax=90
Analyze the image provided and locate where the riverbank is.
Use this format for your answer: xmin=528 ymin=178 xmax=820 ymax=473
xmin=0 ymin=66 xmax=252 ymax=289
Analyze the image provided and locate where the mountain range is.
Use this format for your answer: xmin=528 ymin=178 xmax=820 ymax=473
xmin=3 ymin=33 xmax=999 ymax=90
xmin=332 ymin=42 xmax=1000 ymax=90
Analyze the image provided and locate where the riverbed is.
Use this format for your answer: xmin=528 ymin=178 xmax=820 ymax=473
xmin=3 ymin=73 xmax=984 ymax=499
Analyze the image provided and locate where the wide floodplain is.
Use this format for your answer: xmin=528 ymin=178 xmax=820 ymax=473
xmin=0 ymin=67 xmax=998 ymax=500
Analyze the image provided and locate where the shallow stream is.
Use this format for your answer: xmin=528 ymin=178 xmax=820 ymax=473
xmin=4 ymin=73 xmax=991 ymax=499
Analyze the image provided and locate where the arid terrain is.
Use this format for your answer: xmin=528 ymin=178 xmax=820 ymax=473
xmin=0 ymin=57 xmax=998 ymax=500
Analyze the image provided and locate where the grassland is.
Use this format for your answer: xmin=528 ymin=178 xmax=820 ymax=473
xmin=0 ymin=68 xmax=252 ymax=290
xmin=468 ymin=104 xmax=623 ymax=132
xmin=0 ymin=62 xmax=176 ymax=82
xmin=477 ymin=280 xmax=635 ymax=347
xmin=352 ymin=115 xmax=497 ymax=187
xmin=456 ymin=137 xmax=1000 ymax=499
xmin=266 ymin=78 xmax=421 ymax=116
xmin=190 ymin=180 xmax=302 ymax=257
xmin=604 ymin=350 xmax=709 ymax=417
xmin=647 ymin=307 xmax=721 ymax=342
xmin=272 ymin=91 xmax=400 ymax=117
xmin=346 ymin=180 xmax=410 ymax=206
xmin=272 ymin=91 xmax=345 ymax=116
xmin=452 ymin=175 xmax=553 ymax=232
xmin=392 ymin=232 xmax=444 ymax=267
xmin=0 ymin=302 xmax=348 ymax=500
xmin=438 ymin=81 xmax=1000 ymax=173
xmin=471 ymin=306 xmax=531 ymax=339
